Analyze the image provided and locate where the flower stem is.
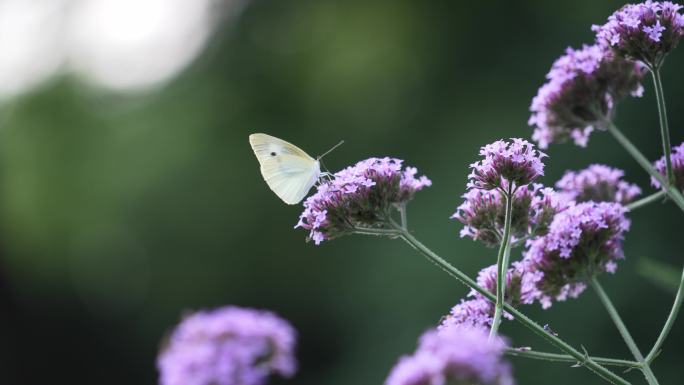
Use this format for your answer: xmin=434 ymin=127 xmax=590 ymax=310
xmin=490 ymin=188 xmax=514 ymax=338
xmin=626 ymin=190 xmax=667 ymax=211
xmin=386 ymin=224 xmax=631 ymax=385
xmin=606 ymin=123 xmax=684 ymax=213
xmin=650 ymin=67 xmax=675 ymax=186
xmin=590 ymin=277 xmax=659 ymax=385
xmin=505 ymin=348 xmax=640 ymax=368
xmin=645 ymin=261 xmax=684 ymax=364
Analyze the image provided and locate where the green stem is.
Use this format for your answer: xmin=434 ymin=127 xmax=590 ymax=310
xmin=645 ymin=261 xmax=684 ymax=363
xmin=650 ymin=68 xmax=675 ymax=186
xmin=490 ymin=187 xmax=514 ymax=338
xmin=591 ymin=277 xmax=659 ymax=385
xmin=505 ymin=348 xmax=640 ymax=368
xmin=606 ymin=123 xmax=684 ymax=213
xmin=386 ymin=225 xmax=631 ymax=385
xmin=626 ymin=190 xmax=667 ymax=211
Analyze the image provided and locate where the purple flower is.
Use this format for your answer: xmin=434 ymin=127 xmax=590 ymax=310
xmin=593 ymin=1 xmax=684 ymax=66
xmin=385 ymin=327 xmax=514 ymax=385
xmin=296 ymin=157 xmax=431 ymax=245
xmin=651 ymin=141 xmax=684 ymax=191
xmin=468 ymin=139 xmax=546 ymax=190
xmin=529 ymin=44 xmax=645 ymax=149
xmin=453 ymin=184 xmax=566 ymax=247
xmin=556 ymin=164 xmax=642 ymax=204
xmin=157 ymin=306 xmax=297 ymax=385
xmin=522 ymin=202 xmax=630 ymax=308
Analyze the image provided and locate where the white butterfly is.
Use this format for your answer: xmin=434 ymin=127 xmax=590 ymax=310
xmin=249 ymin=133 xmax=342 ymax=205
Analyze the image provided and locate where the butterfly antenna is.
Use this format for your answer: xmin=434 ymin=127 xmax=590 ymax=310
xmin=318 ymin=140 xmax=344 ymax=160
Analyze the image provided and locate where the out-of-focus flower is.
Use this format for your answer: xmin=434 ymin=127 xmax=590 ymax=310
xmin=295 ymin=157 xmax=431 ymax=245
xmin=593 ymin=1 xmax=684 ymax=66
xmin=467 ymin=139 xmax=546 ymax=191
xmin=556 ymin=164 xmax=642 ymax=204
xmin=385 ymin=327 xmax=514 ymax=385
xmin=522 ymin=202 xmax=630 ymax=308
xmin=651 ymin=141 xmax=684 ymax=191
xmin=453 ymin=184 xmax=565 ymax=247
xmin=529 ymin=44 xmax=645 ymax=149
xmin=157 ymin=306 xmax=297 ymax=385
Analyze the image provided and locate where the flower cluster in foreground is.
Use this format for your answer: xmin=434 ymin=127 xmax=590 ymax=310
xmin=296 ymin=157 xmax=431 ymax=245
xmin=385 ymin=327 xmax=514 ymax=385
xmin=556 ymin=164 xmax=642 ymax=204
xmin=529 ymin=44 xmax=645 ymax=149
xmin=468 ymin=139 xmax=546 ymax=190
xmin=593 ymin=1 xmax=684 ymax=65
xmin=157 ymin=306 xmax=297 ymax=385
xmin=652 ymin=141 xmax=684 ymax=191
xmin=522 ymin=202 xmax=630 ymax=308
xmin=454 ymin=184 xmax=565 ymax=247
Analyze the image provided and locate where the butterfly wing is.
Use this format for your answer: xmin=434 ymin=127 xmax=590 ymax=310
xmin=249 ymin=133 xmax=321 ymax=204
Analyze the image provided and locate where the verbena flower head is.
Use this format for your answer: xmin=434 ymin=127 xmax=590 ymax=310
xmin=385 ymin=327 xmax=514 ymax=385
xmin=522 ymin=202 xmax=630 ymax=308
xmin=529 ymin=44 xmax=645 ymax=149
xmin=439 ymin=262 xmax=540 ymax=332
xmin=296 ymin=157 xmax=431 ymax=245
xmin=593 ymin=1 xmax=684 ymax=66
xmin=453 ymin=184 xmax=565 ymax=247
xmin=556 ymin=164 xmax=642 ymax=204
xmin=651 ymin=141 xmax=684 ymax=191
xmin=468 ymin=139 xmax=546 ymax=190
xmin=157 ymin=306 xmax=297 ymax=385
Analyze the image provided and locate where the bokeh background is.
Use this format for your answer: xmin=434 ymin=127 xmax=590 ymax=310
xmin=0 ymin=0 xmax=682 ymax=384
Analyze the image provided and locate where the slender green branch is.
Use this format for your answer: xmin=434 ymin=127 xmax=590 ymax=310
xmin=591 ymin=278 xmax=659 ymax=385
xmin=490 ymin=187 xmax=514 ymax=338
xmin=386 ymin=224 xmax=631 ymax=385
xmin=505 ymin=348 xmax=640 ymax=368
xmin=606 ymin=123 xmax=684 ymax=213
xmin=645 ymin=261 xmax=684 ymax=363
xmin=650 ymin=68 xmax=675 ymax=186
xmin=626 ymin=190 xmax=667 ymax=211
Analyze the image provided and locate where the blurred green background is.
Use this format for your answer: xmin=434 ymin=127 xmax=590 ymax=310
xmin=0 ymin=0 xmax=683 ymax=384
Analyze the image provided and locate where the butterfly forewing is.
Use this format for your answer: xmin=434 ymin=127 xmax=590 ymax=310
xmin=249 ymin=133 xmax=321 ymax=204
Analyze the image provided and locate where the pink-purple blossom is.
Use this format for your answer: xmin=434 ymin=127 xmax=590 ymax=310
xmin=529 ymin=44 xmax=645 ymax=149
xmin=651 ymin=141 xmax=684 ymax=191
xmin=453 ymin=184 xmax=566 ymax=247
xmin=522 ymin=202 xmax=630 ymax=308
xmin=593 ymin=1 xmax=684 ymax=66
xmin=296 ymin=157 xmax=431 ymax=245
xmin=556 ymin=164 xmax=642 ymax=204
xmin=157 ymin=306 xmax=297 ymax=385
xmin=468 ymin=139 xmax=546 ymax=190
xmin=385 ymin=327 xmax=514 ymax=385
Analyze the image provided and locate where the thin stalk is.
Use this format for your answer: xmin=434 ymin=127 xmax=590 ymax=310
xmin=645 ymin=262 xmax=684 ymax=363
xmin=505 ymin=348 xmax=640 ymax=368
xmin=650 ymin=68 xmax=675 ymax=185
xmin=591 ymin=278 xmax=659 ymax=385
xmin=606 ymin=123 xmax=684 ymax=213
xmin=490 ymin=187 xmax=514 ymax=338
xmin=387 ymin=224 xmax=631 ymax=385
xmin=626 ymin=190 xmax=667 ymax=211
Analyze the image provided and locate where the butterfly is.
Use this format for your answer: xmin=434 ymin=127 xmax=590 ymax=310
xmin=249 ymin=133 xmax=343 ymax=205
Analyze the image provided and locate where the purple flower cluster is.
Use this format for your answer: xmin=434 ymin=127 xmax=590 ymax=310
xmin=454 ymin=184 xmax=565 ymax=247
xmin=651 ymin=141 xmax=684 ymax=191
xmin=593 ymin=1 xmax=684 ymax=65
xmin=385 ymin=327 xmax=514 ymax=385
xmin=157 ymin=306 xmax=297 ymax=385
xmin=522 ymin=202 xmax=630 ymax=308
xmin=556 ymin=164 xmax=642 ymax=204
xmin=440 ymin=263 xmax=540 ymax=331
xmin=529 ymin=44 xmax=645 ymax=149
xmin=296 ymin=157 xmax=431 ymax=245
xmin=468 ymin=139 xmax=546 ymax=190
